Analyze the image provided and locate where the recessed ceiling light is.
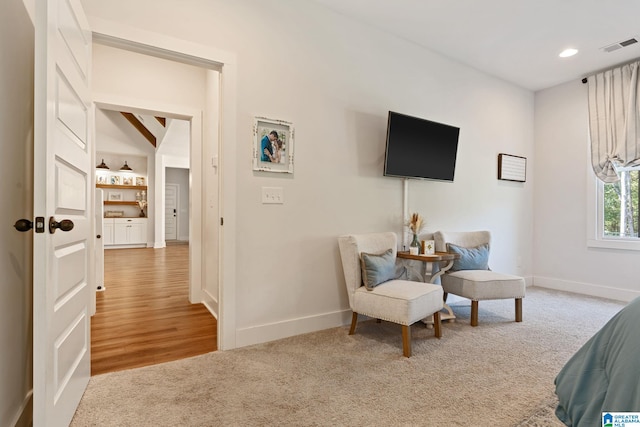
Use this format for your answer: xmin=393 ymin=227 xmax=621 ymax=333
xmin=559 ymin=48 xmax=578 ymax=58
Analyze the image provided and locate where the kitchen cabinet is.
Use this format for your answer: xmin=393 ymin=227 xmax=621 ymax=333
xmin=103 ymin=218 xmax=147 ymax=247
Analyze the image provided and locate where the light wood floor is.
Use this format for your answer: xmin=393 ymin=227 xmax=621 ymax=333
xmin=91 ymin=244 xmax=217 ymax=376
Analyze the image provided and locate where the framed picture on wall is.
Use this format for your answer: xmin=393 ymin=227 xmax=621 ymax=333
xmin=108 ymin=192 xmax=123 ymax=202
xmin=110 ymin=175 xmax=121 ymax=185
xmin=122 ymin=176 xmax=133 ymax=186
xmin=136 ymin=176 xmax=145 ymax=186
xmin=252 ymin=116 xmax=295 ymax=174
xmin=498 ymin=153 xmax=527 ymax=182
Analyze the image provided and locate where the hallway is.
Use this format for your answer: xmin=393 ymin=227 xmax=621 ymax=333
xmin=91 ymin=244 xmax=217 ymax=375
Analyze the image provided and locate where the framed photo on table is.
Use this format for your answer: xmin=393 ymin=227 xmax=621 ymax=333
xmin=253 ymin=116 xmax=294 ymax=174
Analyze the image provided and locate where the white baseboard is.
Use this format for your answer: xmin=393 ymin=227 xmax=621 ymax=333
xmin=235 ymin=309 xmax=352 ymax=348
xmin=10 ymin=389 xmax=32 ymax=427
xmin=201 ymin=288 xmax=218 ymax=319
xmin=533 ymin=276 xmax=640 ymax=302
xmin=235 ymin=276 xmax=537 ymax=348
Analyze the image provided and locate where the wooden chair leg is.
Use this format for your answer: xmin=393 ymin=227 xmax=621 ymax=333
xmin=471 ymin=300 xmax=479 ymax=327
xmin=515 ymin=298 xmax=523 ymax=322
xmin=402 ymin=325 xmax=411 ymax=358
xmin=349 ymin=312 xmax=358 ymax=335
xmin=433 ymin=311 xmax=442 ymax=338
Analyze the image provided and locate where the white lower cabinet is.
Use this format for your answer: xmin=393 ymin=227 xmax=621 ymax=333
xmin=103 ymin=221 xmax=114 ymax=245
xmin=103 ymin=218 xmax=147 ymax=247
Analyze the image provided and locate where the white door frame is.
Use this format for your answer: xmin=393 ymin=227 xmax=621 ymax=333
xmin=90 ymin=20 xmax=238 ymax=351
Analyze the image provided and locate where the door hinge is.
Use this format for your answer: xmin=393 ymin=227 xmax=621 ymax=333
xmin=220 ymin=217 xmax=224 ymax=226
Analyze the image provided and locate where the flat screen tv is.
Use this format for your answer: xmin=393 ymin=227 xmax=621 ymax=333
xmin=383 ymin=111 xmax=460 ymax=181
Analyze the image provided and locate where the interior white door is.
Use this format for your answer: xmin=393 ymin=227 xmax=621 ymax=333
xmin=165 ymin=183 xmax=178 ymax=241
xmin=33 ymin=0 xmax=93 ymax=425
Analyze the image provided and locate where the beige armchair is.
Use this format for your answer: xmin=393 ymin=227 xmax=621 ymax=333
xmin=434 ymin=230 xmax=525 ymax=327
xmin=338 ymin=232 xmax=444 ymax=357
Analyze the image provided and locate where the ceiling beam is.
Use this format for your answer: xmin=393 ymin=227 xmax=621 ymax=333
xmin=121 ymin=112 xmax=157 ymax=147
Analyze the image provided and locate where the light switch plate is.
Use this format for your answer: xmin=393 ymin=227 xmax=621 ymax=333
xmin=262 ymin=186 xmax=284 ymax=204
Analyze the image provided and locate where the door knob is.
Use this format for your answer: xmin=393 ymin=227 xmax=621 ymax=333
xmin=13 ymin=219 xmax=33 ymax=232
xmin=49 ymin=217 xmax=74 ymax=234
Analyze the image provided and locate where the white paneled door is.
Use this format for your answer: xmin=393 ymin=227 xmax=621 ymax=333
xmin=165 ymin=183 xmax=179 ymax=241
xmin=33 ymin=0 xmax=93 ymax=425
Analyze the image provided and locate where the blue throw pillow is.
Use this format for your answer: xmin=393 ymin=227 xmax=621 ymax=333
xmin=360 ymin=248 xmax=396 ymax=290
xmin=447 ymin=243 xmax=490 ymax=271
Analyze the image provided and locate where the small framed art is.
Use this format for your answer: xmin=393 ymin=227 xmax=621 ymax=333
xmin=498 ymin=153 xmax=527 ymax=182
xmin=253 ymin=116 xmax=294 ymax=174
xmin=108 ymin=192 xmax=123 ymax=202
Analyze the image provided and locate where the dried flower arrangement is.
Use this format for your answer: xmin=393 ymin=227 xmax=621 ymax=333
xmin=137 ymin=199 xmax=147 ymax=217
xmin=406 ymin=212 xmax=425 ymax=235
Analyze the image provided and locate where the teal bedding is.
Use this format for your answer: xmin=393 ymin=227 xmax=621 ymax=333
xmin=555 ymin=296 xmax=640 ymax=426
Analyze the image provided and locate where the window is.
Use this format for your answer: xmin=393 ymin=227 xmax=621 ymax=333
xmin=588 ymin=165 xmax=640 ymax=250
xmin=603 ymin=169 xmax=639 ymax=238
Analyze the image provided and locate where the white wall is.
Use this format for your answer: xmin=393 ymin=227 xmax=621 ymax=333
xmin=92 ymin=43 xmax=207 ymax=109
xmin=534 ymin=80 xmax=640 ymax=301
xmin=1 ymin=0 xmax=33 ymax=425
xmin=81 ymin=0 xmax=535 ymax=346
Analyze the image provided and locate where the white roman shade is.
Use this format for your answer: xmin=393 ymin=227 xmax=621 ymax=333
xmin=588 ymin=60 xmax=640 ymax=183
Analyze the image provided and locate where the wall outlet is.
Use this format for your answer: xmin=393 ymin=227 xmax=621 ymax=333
xmin=262 ymin=187 xmax=284 ymax=204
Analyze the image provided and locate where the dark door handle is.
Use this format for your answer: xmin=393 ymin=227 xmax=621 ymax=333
xmin=49 ymin=217 xmax=74 ymax=234
xmin=96 ymin=234 xmax=101 ymax=239
xmin=14 ymin=219 xmax=33 ymax=232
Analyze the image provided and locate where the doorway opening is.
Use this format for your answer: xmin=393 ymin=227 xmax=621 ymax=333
xmin=90 ymin=39 xmax=223 ymax=372
xmin=91 ymin=21 xmax=238 ymax=353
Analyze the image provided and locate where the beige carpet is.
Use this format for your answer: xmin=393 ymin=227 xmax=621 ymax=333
xmin=72 ymin=287 xmax=626 ymax=426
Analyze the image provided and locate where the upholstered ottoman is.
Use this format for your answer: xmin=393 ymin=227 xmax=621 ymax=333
xmin=442 ymin=270 xmax=525 ymax=326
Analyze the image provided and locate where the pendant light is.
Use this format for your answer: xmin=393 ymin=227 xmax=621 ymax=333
xmin=119 ymin=161 xmax=133 ymax=172
xmin=96 ymin=159 xmax=109 ymax=169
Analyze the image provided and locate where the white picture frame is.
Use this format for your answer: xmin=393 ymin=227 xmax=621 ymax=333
xmin=108 ymin=192 xmax=123 ymax=202
xmin=253 ymin=116 xmax=294 ymax=174
xmin=422 ymin=240 xmax=435 ymax=255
